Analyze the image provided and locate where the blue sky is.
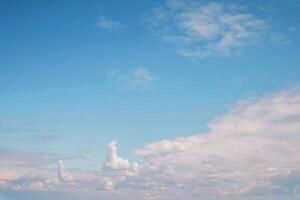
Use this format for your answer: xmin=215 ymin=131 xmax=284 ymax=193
xmin=0 ymin=0 xmax=300 ymax=199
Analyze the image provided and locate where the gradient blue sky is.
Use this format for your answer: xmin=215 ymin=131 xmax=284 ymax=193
xmin=0 ymin=0 xmax=300 ymax=199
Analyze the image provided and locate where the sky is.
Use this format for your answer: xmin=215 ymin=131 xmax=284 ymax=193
xmin=0 ymin=0 xmax=300 ymax=199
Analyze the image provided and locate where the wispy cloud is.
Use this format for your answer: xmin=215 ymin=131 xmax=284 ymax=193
xmin=145 ymin=0 xmax=268 ymax=58
xmin=57 ymin=160 xmax=72 ymax=182
xmin=107 ymin=68 xmax=155 ymax=90
xmin=270 ymin=33 xmax=291 ymax=45
xmin=97 ymin=17 xmax=121 ymax=31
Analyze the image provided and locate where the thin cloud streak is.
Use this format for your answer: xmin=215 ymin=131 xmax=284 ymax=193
xmin=107 ymin=68 xmax=155 ymax=90
xmin=97 ymin=17 xmax=121 ymax=31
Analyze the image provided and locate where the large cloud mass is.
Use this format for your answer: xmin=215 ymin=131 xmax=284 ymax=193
xmin=1 ymin=88 xmax=300 ymax=199
xmin=134 ymin=88 xmax=300 ymax=199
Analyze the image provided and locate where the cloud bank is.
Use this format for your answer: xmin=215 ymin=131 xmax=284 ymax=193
xmin=1 ymin=88 xmax=300 ymax=199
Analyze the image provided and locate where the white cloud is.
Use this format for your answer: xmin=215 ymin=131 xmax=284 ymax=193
xmin=102 ymin=177 xmax=115 ymax=191
xmin=97 ymin=17 xmax=120 ymax=31
xmin=125 ymin=162 xmax=140 ymax=177
xmin=146 ymin=0 xmax=267 ymax=58
xmin=1 ymin=88 xmax=300 ymax=199
xmin=107 ymin=68 xmax=155 ymax=90
xmin=134 ymin=88 xmax=300 ymax=198
xmin=57 ymin=160 xmax=72 ymax=182
xmin=103 ymin=140 xmax=130 ymax=170
xmin=28 ymin=181 xmax=46 ymax=191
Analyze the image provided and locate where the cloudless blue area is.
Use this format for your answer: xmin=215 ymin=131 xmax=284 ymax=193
xmin=0 ymin=0 xmax=300 ymax=169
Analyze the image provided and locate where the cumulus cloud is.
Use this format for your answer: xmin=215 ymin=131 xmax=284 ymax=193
xmin=146 ymin=0 xmax=268 ymax=58
xmin=103 ymin=140 xmax=130 ymax=170
xmin=125 ymin=162 xmax=140 ymax=177
xmin=107 ymin=68 xmax=155 ymax=90
xmin=97 ymin=17 xmax=121 ymax=31
xmin=134 ymin=88 xmax=300 ymax=198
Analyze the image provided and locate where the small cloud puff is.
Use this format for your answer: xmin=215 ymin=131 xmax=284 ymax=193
xmin=97 ymin=17 xmax=121 ymax=31
xmin=107 ymin=68 xmax=155 ymax=90
xmin=103 ymin=140 xmax=130 ymax=170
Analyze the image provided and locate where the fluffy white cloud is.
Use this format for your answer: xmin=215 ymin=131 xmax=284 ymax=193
xmin=134 ymin=88 xmax=300 ymax=198
xmin=103 ymin=140 xmax=130 ymax=170
xmin=146 ymin=0 xmax=267 ymax=58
